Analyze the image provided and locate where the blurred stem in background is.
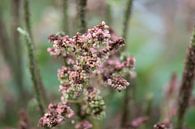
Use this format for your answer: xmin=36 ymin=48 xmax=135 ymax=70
xmin=78 ymin=0 xmax=87 ymax=33
xmin=0 ymin=5 xmax=13 ymax=69
xmin=11 ymin=0 xmax=27 ymax=106
xmin=175 ymin=28 xmax=195 ymax=129
xmin=0 ymin=0 xmax=27 ymax=106
xmin=23 ymin=0 xmax=48 ymax=113
xmin=105 ymin=2 xmax=112 ymax=26
xmin=120 ymin=0 xmax=134 ymax=128
xmin=62 ymin=0 xmax=69 ymax=34
xmin=122 ymin=0 xmax=133 ymax=41
xmin=18 ymin=27 xmax=45 ymax=115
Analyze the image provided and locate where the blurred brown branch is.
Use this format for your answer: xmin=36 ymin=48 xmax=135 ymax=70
xmin=176 ymin=27 xmax=195 ymax=129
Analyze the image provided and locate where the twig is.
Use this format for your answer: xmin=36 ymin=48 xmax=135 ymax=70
xmin=78 ymin=0 xmax=87 ymax=33
xmin=23 ymin=0 xmax=48 ymax=107
xmin=175 ymin=28 xmax=195 ymax=129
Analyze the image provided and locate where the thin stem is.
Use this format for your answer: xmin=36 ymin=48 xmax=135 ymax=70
xmin=17 ymin=28 xmax=45 ymax=115
xmin=78 ymin=0 xmax=87 ymax=33
xmin=121 ymin=77 xmax=135 ymax=128
xmin=175 ymin=28 xmax=195 ymax=129
xmin=120 ymin=0 xmax=134 ymax=128
xmin=0 ymin=5 xmax=13 ymax=66
xmin=105 ymin=3 xmax=112 ymax=26
xmin=122 ymin=0 xmax=133 ymax=41
xmin=24 ymin=0 xmax=33 ymax=39
xmin=11 ymin=0 xmax=27 ymax=106
xmin=121 ymin=85 xmax=131 ymax=127
xmin=24 ymin=0 xmax=47 ymax=113
xmin=76 ymin=0 xmax=87 ymax=120
xmin=62 ymin=0 xmax=69 ymax=34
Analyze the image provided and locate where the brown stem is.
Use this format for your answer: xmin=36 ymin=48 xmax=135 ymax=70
xmin=23 ymin=0 xmax=47 ymax=113
xmin=175 ymin=28 xmax=195 ymax=129
xmin=78 ymin=0 xmax=87 ymax=33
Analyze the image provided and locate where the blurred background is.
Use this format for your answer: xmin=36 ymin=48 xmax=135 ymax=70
xmin=0 ymin=0 xmax=195 ymax=128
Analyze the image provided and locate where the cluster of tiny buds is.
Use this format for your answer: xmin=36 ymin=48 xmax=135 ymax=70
xmin=39 ymin=103 xmax=74 ymax=128
xmin=105 ymin=56 xmax=135 ymax=71
xmin=40 ymin=21 xmax=136 ymax=128
xmin=82 ymin=87 xmax=106 ymax=118
xmin=107 ymin=76 xmax=129 ymax=91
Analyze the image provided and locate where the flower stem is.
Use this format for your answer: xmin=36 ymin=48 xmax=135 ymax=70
xmin=76 ymin=0 xmax=88 ymax=120
xmin=175 ymin=28 xmax=195 ymax=129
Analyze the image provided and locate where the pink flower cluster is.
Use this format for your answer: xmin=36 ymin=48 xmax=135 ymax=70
xmin=39 ymin=22 xmax=135 ymax=128
xmin=39 ymin=103 xmax=74 ymax=128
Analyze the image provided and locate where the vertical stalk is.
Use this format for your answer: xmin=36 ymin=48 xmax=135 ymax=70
xmin=11 ymin=0 xmax=27 ymax=105
xmin=0 ymin=5 xmax=13 ymax=65
xmin=121 ymin=76 xmax=135 ymax=128
xmin=23 ymin=0 xmax=47 ymax=113
xmin=121 ymin=79 xmax=131 ymax=127
xmin=18 ymin=27 xmax=45 ymax=115
xmin=175 ymin=28 xmax=195 ymax=129
xmin=120 ymin=0 xmax=134 ymax=128
xmin=105 ymin=3 xmax=112 ymax=26
xmin=76 ymin=0 xmax=87 ymax=119
xmin=62 ymin=0 xmax=69 ymax=34
xmin=122 ymin=0 xmax=133 ymax=41
xmin=78 ymin=0 xmax=87 ymax=33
